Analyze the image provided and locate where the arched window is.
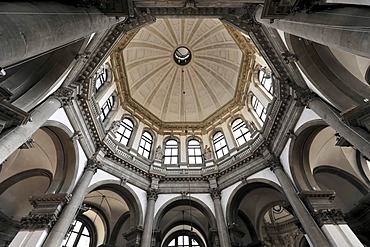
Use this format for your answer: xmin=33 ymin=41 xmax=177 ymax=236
xmin=62 ymin=217 xmax=94 ymax=247
xmin=213 ymin=131 xmax=228 ymax=159
xmin=259 ymin=68 xmax=274 ymax=94
xmin=166 ymin=234 xmax=202 ymax=247
xmin=231 ymin=118 xmax=252 ymax=146
xmin=251 ymin=95 xmax=267 ymax=123
xmin=100 ymin=95 xmax=114 ymax=122
xmin=115 ymin=118 xmax=134 ymax=146
xmin=164 ymin=139 xmax=178 ymax=165
xmin=95 ymin=64 xmax=108 ymax=91
xmin=188 ymin=139 xmax=202 ymax=165
xmin=138 ymin=131 xmax=153 ymax=159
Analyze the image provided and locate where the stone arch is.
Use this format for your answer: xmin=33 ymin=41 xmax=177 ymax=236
xmin=226 ymin=179 xmax=283 ymax=227
xmin=0 ymin=168 xmax=52 ymax=221
xmin=1 ymin=40 xmax=84 ymax=112
xmin=290 ymin=120 xmax=370 ymax=192
xmin=285 ymin=34 xmax=370 ymax=112
xmin=84 ymin=180 xmax=144 ymax=246
xmin=154 ymin=196 xmax=217 ymax=246
xmin=162 ymin=229 xmax=206 ymax=247
xmin=226 ymin=179 xmax=297 ymax=246
xmin=86 ymin=180 xmax=143 ymax=227
xmin=313 ymin=166 xmax=368 ymax=213
xmin=108 ymin=211 xmax=130 ymax=245
xmin=42 ymin=120 xmax=79 ymax=194
xmin=289 ymin=120 xmax=328 ymax=191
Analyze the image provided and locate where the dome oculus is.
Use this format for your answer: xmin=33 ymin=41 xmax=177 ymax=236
xmin=174 ymin=46 xmax=191 ymax=65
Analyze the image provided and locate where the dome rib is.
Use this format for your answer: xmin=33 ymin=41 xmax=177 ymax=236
xmin=122 ymin=18 xmax=243 ymax=123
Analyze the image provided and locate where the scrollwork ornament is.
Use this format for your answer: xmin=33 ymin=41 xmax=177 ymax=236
xmin=53 ymin=87 xmax=74 ymax=107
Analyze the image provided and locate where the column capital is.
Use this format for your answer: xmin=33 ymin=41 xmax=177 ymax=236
xmin=21 ymin=213 xmax=58 ymax=230
xmin=312 ymin=209 xmax=346 ymax=227
xmin=269 ymin=161 xmax=283 ymax=172
xmin=21 ymin=193 xmax=71 ymax=230
xmin=85 ymin=157 xmax=101 ymax=173
xmin=296 ymin=89 xmax=318 ymax=107
xmin=210 ymin=187 xmax=221 ymax=201
xmin=147 ymin=188 xmax=159 ymax=201
xmin=52 ymin=87 xmax=74 ymax=107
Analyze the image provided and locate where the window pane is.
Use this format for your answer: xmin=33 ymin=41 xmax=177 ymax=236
xmin=66 ymin=233 xmax=78 ymax=247
xmin=78 ymin=235 xmax=90 ymax=247
xmin=82 ymin=227 xmax=89 ymax=236
xmin=169 ymin=239 xmax=176 ymax=246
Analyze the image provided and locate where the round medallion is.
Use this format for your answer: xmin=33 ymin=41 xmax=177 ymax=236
xmin=174 ymin=46 xmax=191 ymax=65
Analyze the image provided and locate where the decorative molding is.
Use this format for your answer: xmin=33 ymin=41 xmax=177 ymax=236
xmin=71 ymin=130 xmax=83 ymax=141
xmin=0 ymin=86 xmax=12 ymax=101
xmin=29 ymin=193 xmax=71 ymax=208
xmin=341 ymin=101 xmax=370 ymax=132
xmin=0 ymin=101 xmax=31 ymax=133
xmin=123 ymin=226 xmax=143 ymax=247
xmin=281 ymin=51 xmax=298 ymax=64
xmin=19 ymin=138 xmax=35 ymax=149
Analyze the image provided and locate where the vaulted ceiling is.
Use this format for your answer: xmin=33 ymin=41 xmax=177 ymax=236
xmin=114 ymin=18 xmax=255 ymax=126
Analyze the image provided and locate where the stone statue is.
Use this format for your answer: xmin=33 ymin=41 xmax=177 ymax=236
xmin=155 ymin=145 xmax=163 ymax=160
xmin=203 ymin=145 xmax=212 ymax=160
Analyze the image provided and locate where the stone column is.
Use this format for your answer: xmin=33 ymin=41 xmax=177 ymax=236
xmin=210 ymin=187 xmax=231 ymax=247
xmin=43 ymin=158 xmax=100 ymax=247
xmin=313 ymin=209 xmax=364 ymax=247
xmin=301 ymin=191 xmax=364 ymax=247
xmin=1 ymin=1 xmax=121 ymax=67
xmin=255 ymin=5 xmax=370 ymax=58
xmin=303 ymin=94 xmax=370 ymax=160
xmin=141 ymin=189 xmax=158 ymax=247
xmin=270 ymin=162 xmax=331 ymax=247
xmin=0 ymin=87 xmax=74 ymax=165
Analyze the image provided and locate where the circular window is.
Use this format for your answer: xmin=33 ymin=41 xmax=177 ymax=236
xmin=174 ymin=47 xmax=191 ymax=65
